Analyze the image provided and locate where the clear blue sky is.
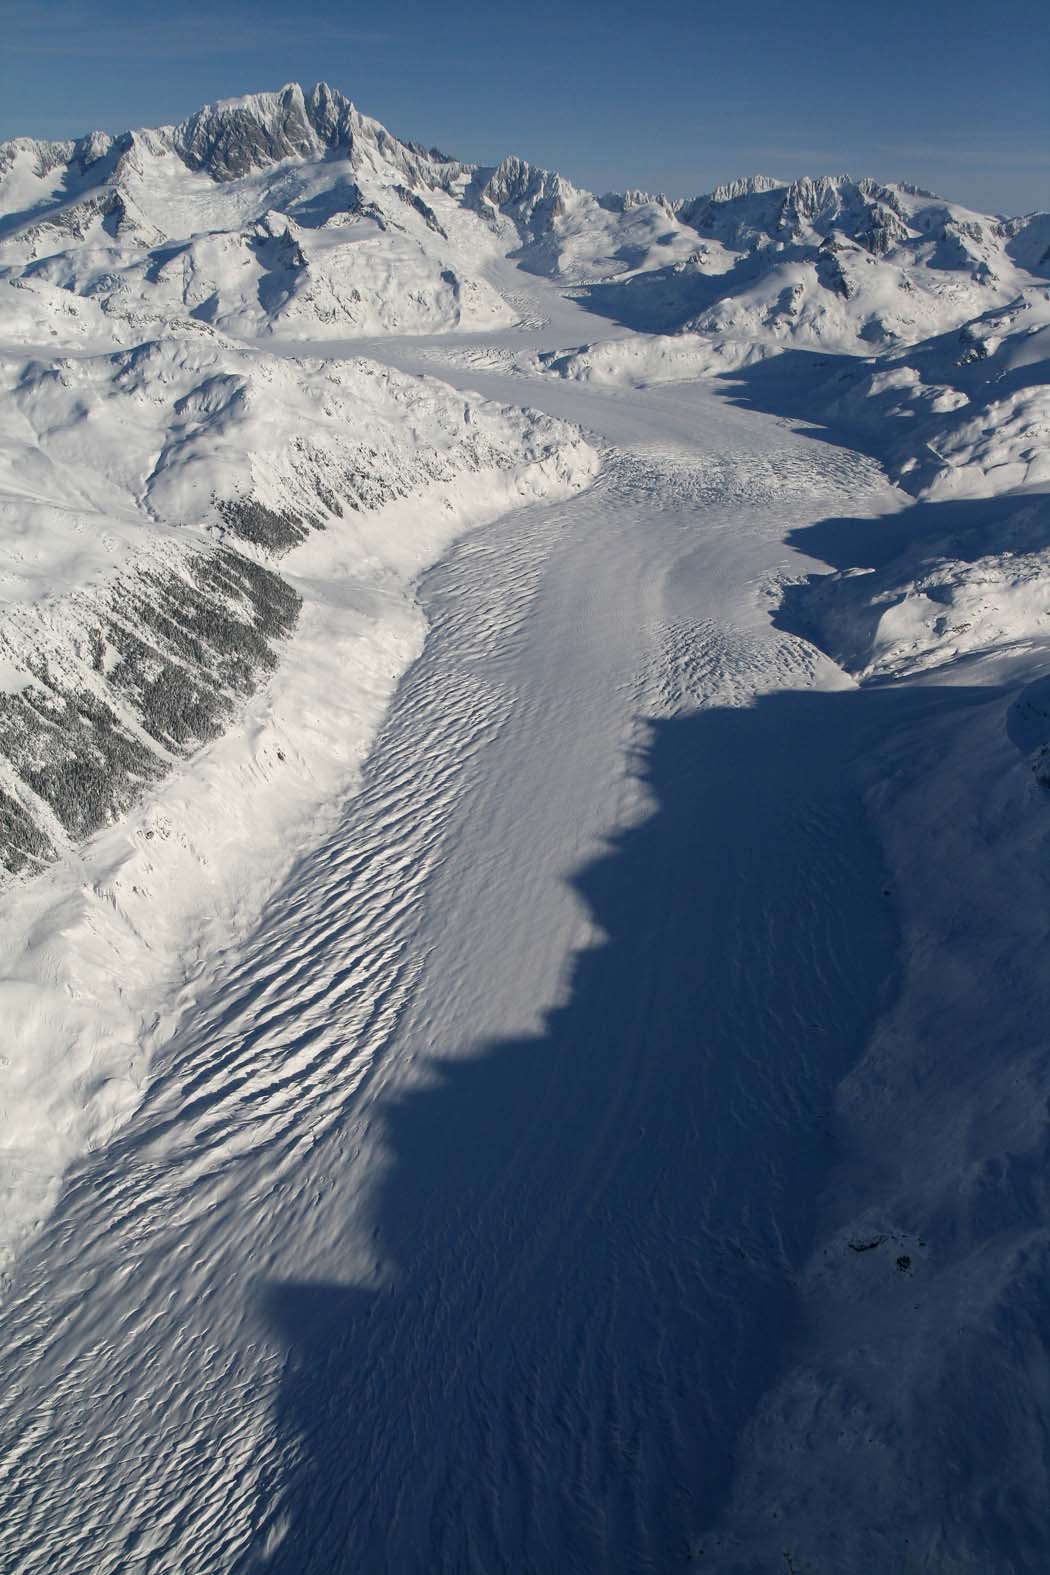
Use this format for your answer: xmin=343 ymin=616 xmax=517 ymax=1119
xmin=3 ymin=0 xmax=1048 ymax=215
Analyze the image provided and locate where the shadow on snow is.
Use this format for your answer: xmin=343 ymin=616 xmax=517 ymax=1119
xmin=241 ymin=673 xmax=1001 ymax=1574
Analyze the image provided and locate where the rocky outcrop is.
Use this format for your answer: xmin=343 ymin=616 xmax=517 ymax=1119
xmin=0 ymin=546 xmax=300 ymax=875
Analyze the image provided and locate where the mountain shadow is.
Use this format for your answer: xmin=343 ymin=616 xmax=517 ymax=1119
xmin=241 ymin=680 xmax=995 ymax=1574
xmin=769 ymin=489 xmax=1050 ymax=674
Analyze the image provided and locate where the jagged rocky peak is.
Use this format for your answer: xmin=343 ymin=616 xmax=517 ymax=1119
xmin=0 ymin=83 xmax=453 ymax=203
xmin=476 ymin=156 xmax=574 ymax=216
xmin=0 ymin=136 xmax=74 ymax=180
xmin=169 ymin=80 xmax=448 ymax=185
xmin=600 ymin=189 xmax=676 ymax=214
xmin=674 ymin=172 xmax=943 ymax=259
xmin=69 ymin=125 xmax=161 ymax=190
xmin=1 ymin=81 xmax=1045 ymax=343
xmin=775 ymin=174 xmax=878 ymax=235
xmin=707 ymin=174 xmax=785 ymax=204
xmin=174 ymin=82 xmax=343 ymax=180
xmin=71 ymin=129 xmax=117 ymax=172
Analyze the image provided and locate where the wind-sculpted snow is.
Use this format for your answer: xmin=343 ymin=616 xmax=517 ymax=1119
xmin=7 ymin=323 xmax=1047 ymax=1567
xmin=0 ymin=384 xmax=905 ymax=1575
xmin=0 ymin=305 xmax=596 ymax=1272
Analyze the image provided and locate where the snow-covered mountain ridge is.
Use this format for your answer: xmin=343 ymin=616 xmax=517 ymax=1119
xmin=2 ymin=82 xmax=1047 ymax=348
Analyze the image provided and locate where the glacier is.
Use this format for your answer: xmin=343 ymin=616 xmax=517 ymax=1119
xmin=0 ymin=80 xmax=1049 ymax=1575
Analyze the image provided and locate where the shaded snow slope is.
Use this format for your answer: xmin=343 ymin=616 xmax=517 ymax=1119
xmin=534 ymin=286 xmax=1050 ymax=501
xmin=774 ymin=489 xmax=1050 ymax=681
xmin=5 ymin=294 xmax=1050 ymax=1572
xmin=0 ymin=341 xmax=909 ymax=1575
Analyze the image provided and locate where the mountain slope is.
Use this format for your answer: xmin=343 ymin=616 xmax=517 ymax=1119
xmin=578 ymin=174 xmax=1049 ymax=351
xmin=0 ymin=330 xmax=595 ymax=880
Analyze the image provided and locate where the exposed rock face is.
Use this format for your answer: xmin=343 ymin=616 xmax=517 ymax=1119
xmin=0 ymin=547 xmax=301 ymax=874
xmin=471 ymin=155 xmax=574 ymax=234
xmin=862 ymin=201 xmax=913 ymax=255
xmin=174 ymin=84 xmax=324 ymax=180
xmin=391 ymin=183 xmax=448 ymax=237
xmin=171 ymin=82 xmax=456 ymax=188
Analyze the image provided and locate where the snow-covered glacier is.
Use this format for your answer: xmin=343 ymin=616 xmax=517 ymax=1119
xmin=1 ymin=80 xmax=1049 ymax=1575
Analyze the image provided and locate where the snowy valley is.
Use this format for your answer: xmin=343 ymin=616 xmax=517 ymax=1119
xmin=1 ymin=80 xmax=1049 ymax=1575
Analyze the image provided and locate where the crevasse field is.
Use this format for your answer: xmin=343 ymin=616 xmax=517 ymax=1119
xmin=1 ymin=83 xmax=1049 ymax=1573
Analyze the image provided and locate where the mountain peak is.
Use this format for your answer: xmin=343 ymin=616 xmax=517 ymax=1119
xmin=706 ymin=174 xmax=785 ymax=203
xmin=167 ymin=82 xmax=458 ymax=186
xmin=172 ymin=81 xmax=352 ymax=181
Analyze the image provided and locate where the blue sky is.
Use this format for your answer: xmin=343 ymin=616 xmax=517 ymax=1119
xmin=2 ymin=0 xmax=1048 ymax=214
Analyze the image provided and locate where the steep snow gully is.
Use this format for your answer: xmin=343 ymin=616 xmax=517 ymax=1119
xmin=2 ymin=280 xmax=1046 ymax=1573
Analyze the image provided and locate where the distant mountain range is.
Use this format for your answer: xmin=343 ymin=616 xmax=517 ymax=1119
xmin=2 ymin=81 xmax=1046 ymax=348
